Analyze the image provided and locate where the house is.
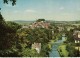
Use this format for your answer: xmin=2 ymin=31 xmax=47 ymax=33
xmin=78 ymin=32 xmax=80 ymax=38
xmin=22 ymin=25 xmax=29 ymax=29
xmin=52 ymin=30 xmax=54 ymax=35
xmin=58 ymin=27 xmax=64 ymax=32
xmin=73 ymin=30 xmax=80 ymax=43
xmin=67 ymin=27 xmax=74 ymax=31
xmin=32 ymin=42 xmax=41 ymax=53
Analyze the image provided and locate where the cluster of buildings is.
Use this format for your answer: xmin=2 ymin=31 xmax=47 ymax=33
xmin=22 ymin=21 xmax=51 ymax=29
xmin=29 ymin=21 xmax=51 ymax=29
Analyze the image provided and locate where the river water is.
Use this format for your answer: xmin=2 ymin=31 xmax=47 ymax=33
xmin=49 ymin=35 xmax=66 ymax=57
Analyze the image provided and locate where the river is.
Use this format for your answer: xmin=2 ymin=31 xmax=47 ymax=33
xmin=49 ymin=34 xmax=66 ymax=57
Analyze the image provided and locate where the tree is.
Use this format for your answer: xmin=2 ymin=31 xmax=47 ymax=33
xmin=26 ymin=28 xmax=50 ymax=44
xmin=66 ymin=29 xmax=74 ymax=42
xmin=66 ymin=44 xmax=76 ymax=57
xmin=3 ymin=0 xmax=16 ymax=6
xmin=21 ymin=48 xmax=39 ymax=57
xmin=6 ymin=21 xmax=21 ymax=31
xmin=0 ymin=13 xmax=20 ymax=56
xmin=36 ymin=19 xmax=45 ymax=22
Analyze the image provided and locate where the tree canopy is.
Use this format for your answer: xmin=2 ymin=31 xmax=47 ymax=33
xmin=3 ymin=0 xmax=16 ymax=6
xmin=36 ymin=19 xmax=45 ymax=22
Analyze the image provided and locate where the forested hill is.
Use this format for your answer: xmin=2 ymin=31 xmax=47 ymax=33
xmin=12 ymin=20 xmax=34 ymax=25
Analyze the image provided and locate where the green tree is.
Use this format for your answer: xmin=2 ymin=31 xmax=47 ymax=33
xmin=66 ymin=29 xmax=74 ymax=42
xmin=36 ymin=19 xmax=45 ymax=22
xmin=3 ymin=0 xmax=16 ymax=6
xmin=6 ymin=21 xmax=21 ymax=31
xmin=21 ymin=48 xmax=39 ymax=57
xmin=26 ymin=28 xmax=50 ymax=44
xmin=66 ymin=44 xmax=76 ymax=57
xmin=0 ymin=13 xmax=20 ymax=56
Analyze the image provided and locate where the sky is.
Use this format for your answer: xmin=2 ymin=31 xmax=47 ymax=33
xmin=0 ymin=0 xmax=80 ymax=21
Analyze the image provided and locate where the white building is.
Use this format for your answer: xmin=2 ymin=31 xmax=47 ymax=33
xmin=74 ymin=31 xmax=80 ymax=43
xmin=32 ymin=42 xmax=41 ymax=53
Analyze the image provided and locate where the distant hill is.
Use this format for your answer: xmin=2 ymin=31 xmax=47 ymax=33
xmin=12 ymin=20 xmax=34 ymax=25
xmin=10 ymin=20 xmax=80 ymax=25
xmin=49 ymin=20 xmax=80 ymax=24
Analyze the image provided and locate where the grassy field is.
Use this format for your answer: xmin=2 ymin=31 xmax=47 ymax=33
xmin=58 ymin=44 xmax=69 ymax=57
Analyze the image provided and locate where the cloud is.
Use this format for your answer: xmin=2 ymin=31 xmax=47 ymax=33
xmin=13 ymin=10 xmax=19 ymax=13
xmin=53 ymin=13 xmax=79 ymax=21
xmin=59 ymin=7 xmax=64 ymax=10
xmin=25 ymin=9 xmax=36 ymax=13
xmin=13 ymin=9 xmax=37 ymax=13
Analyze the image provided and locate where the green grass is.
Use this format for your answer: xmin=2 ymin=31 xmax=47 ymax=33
xmin=48 ymin=40 xmax=55 ymax=49
xmin=58 ymin=44 xmax=69 ymax=57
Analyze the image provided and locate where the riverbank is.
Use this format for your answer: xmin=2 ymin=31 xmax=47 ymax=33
xmin=49 ymin=33 xmax=67 ymax=57
xmin=58 ymin=43 xmax=69 ymax=57
xmin=48 ymin=33 xmax=61 ymax=51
